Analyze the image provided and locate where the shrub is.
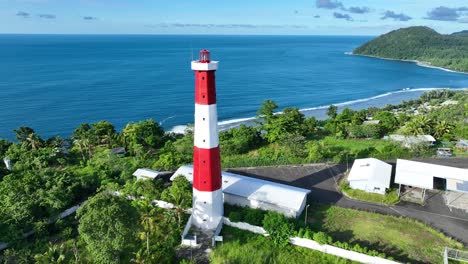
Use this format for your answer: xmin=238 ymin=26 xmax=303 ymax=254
xmin=262 ymin=212 xmax=294 ymax=248
xmin=244 ymin=208 xmax=265 ymax=226
xmin=229 ymin=211 xmax=242 ymax=223
xmin=313 ymin=231 xmax=333 ymax=245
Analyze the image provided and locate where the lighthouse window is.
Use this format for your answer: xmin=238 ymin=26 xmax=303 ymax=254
xmin=204 ymin=201 xmax=207 ymax=204
xmin=203 ymin=139 xmax=206 ymax=142
xmin=202 ymin=77 xmax=205 ymax=80
xmin=202 ymin=117 xmax=205 ymax=121
xmin=203 ymin=160 xmax=206 ymax=163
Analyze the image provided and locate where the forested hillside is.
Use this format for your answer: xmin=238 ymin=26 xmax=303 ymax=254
xmin=353 ymin=26 xmax=468 ymax=73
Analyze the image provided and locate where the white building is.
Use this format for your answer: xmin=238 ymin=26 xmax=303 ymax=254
xmin=395 ymin=159 xmax=468 ymax=193
xmin=347 ymin=158 xmax=392 ymax=195
xmin=387 ymin=134 xmax=436 ymax=148
xmin=171 ymin=165 xmax=311 ymax=218
xmin=132 ymin=168 xmax=161 ymax=181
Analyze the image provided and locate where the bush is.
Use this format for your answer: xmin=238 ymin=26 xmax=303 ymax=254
xmin=244 ymin=208 xmax=265 ymax=226
xmin=313 ymin=231 xmax=333 ymax=245
xmin=262 ymin=212 xmax=294 ymax=248
xmin=228 ymin=211 xmax=242 ymax=223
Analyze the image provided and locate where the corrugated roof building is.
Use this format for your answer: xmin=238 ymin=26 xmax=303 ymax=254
xmin=171 ymin=165 xmax=311 ymax=218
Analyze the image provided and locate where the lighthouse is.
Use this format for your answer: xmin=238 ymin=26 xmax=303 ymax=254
xmin=191 ymin=50 xmax=223 ymax=230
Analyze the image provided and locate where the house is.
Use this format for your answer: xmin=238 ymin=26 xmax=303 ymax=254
xmin=171 ymin=165 xmax=311 ymax=218
xmin=363 ymin=120 xmax=380 ymax=125
xmin=387 ymin=134 xmax=436 ymax=148
xmin=456 ymin=140 xmax=468 ymax=151
xmin=347 ymin=158 xmax=392 ymax=195
xmin=132 ymin=168 xmax=161 ymax=180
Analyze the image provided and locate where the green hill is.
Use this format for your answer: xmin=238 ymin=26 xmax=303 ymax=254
xmin=353 ymin=26 xmax=468 ymax=73
xmin=452 ymin=30 xmax=468 ymax=36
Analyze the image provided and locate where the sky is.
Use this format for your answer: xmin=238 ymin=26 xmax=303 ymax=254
xmin=0 ymin=0 xmax=467 ymax=35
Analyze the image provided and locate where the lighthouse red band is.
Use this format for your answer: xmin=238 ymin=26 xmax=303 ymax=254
xmin=191 ymin=50 xmax=223 ymax=230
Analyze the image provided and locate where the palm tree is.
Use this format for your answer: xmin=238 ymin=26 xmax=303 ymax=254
xmin=433 ymin=120 xmax=454 ymax=139
xmin=34 ymin=243 xmax=66 ymax=264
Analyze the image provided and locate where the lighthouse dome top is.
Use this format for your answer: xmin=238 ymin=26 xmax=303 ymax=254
xmin=199 ymin=49 xmax=211 ymax=63
xmin=192 ymin=49 xmax=218 ymax=71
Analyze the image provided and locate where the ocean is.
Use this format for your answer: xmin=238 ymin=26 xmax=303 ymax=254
xmin=0 ymin=34 xmax=467 ymax=140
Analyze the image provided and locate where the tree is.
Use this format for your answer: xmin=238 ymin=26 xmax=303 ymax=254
xmin=122 ymin=119 xmax=165 ymax=155
xmin=326 ymin=105 xmax=338 ymax=120
xmin=373 ymin=111 xmax=398 ymax=134
xmin=0 ymin=139 xmax=12 ymax=157
xmin=257 ymin=100 xmax=278 ymax=122
xmin=220 ymin=124 xmax=263 ymax=155
xmin=264 ymin=107 xmax=305 ymax=143
xmin=14 ymin=126 xmax=44 ymax=150
xmin=161 ymin=176 xmax=192 ymax=227
xmin=77 ymin=192 xmax=140 ymax=264
xmin=433 ymin=120 xmax=454 ymax=139
xmin=403 ymin=115 xmax=433 ymax=135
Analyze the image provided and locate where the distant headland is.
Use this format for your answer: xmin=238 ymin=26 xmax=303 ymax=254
xmin=353 ymin=26 xmax=468 ymax=74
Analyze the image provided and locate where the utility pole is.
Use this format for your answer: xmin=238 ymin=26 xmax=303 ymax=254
xmin=304 ymin=204 xmax=310 ymax=225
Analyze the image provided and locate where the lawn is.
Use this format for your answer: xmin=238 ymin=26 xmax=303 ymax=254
xmin=307 ymin=204 xmax=464 ymax=264
xmin=210 ymin=226 xmax=356 ymax=264
xmin=338 ymin=179 xmax=400 ymax=205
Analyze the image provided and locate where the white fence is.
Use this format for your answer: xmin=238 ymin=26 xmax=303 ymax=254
xmin=290 ymin=237 xmax=400 ymax=264
xmin=223 ymin=218 xmax=400 ymax=264
xmin=223 ymin=217 xmax=267 ymax=235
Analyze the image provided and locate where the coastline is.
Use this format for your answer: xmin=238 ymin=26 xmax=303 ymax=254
xmin=347 ymin=52 xmax=468 ymax=75
xmin=170 ymin=87 xmax=467 ymax=134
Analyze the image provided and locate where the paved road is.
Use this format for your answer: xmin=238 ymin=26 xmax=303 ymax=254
xmin=228 ymin=163 xmax=468 ymax=245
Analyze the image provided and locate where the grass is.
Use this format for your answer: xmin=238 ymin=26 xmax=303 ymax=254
xmin=210 ymin=226 xmax=357 ymax=264
xmin=338 ymin=179 xmax=400 ymax=205
xmin=320 ymin=137 xmax=388 ymax=152
xmin=307 ymin=203 xmax=464 ymax=264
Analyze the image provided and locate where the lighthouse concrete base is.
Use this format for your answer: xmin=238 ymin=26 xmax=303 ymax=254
xmin=192 ymin=188 xmax=224 ymax=230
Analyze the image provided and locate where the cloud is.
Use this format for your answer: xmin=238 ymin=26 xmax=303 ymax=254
xmin=381 ymin=11 xmax=412 ymax=21
xmin=83 ymin=16 xmax=98 ymax=20
xmin=316 ymin=0 xmax=343 ymax=10
xmin=333 ymin=12 xmax=352 ymax=21
xmin=314 ymin=15 xmax=321 ymax=18
xmin=38 ymin=14 xmax=56 ymax=19
xmin=16 ymin=11 xmax=30 ymax=18
xmin=348 ymin=6 xmax=370 ymax=14
xmin=147 ymin=23 xmax=308 ymax=29
xmin=425 ymin=6 xmax=468 ymax=21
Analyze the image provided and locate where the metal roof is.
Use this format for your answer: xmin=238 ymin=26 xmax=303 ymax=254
xmin=395 ymin=159 xmax=468 ymax=190
xmin=132 ymin=168 xmax=161 ymax=179
xmin=172 ymin=165 xmax=311 ymax=212
xmin=348 ymin=158 xmax=392 ymax=188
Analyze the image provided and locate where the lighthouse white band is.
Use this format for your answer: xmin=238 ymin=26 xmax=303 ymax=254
xmin=191 ymin=61 xmax=219 ymax=71
xmin=192 ymin=188 xmax=224 ymax=230
xmin=194 ymin=103 xmax=219 ymax=149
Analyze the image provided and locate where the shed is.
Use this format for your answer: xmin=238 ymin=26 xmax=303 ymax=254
xmin=347 ymin=158 xmax=392 ymax=195
xmin=132 ymin=168 xmax=161 ymax=181
xmin=171 ymin=165 xmax=311 ymax=218
xmin=395 ymin=159 xmax=468 ymax=193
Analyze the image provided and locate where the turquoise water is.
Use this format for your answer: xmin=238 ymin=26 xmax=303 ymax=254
xmin=0 ymin=35 xmax=467 ymax=140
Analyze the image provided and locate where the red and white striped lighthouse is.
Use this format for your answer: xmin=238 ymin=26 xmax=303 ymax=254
xmin=191 ymin=50 xmax=223 ymax=230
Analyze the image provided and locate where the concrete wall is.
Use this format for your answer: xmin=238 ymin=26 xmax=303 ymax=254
xmin=223 ymin=193 xmax=299 ymax=218
xmin=349 ymin=180 xmax=386 ymax=195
